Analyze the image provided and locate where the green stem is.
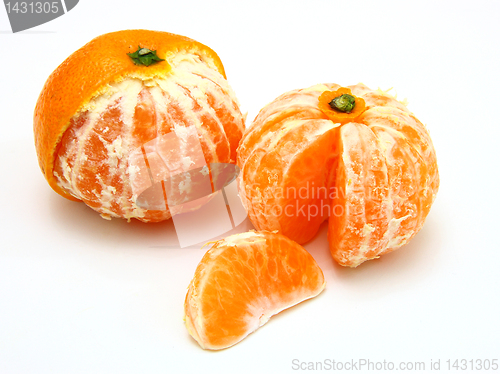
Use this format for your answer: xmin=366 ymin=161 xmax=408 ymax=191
xmin=127 ymin=46 xmax=164 ymax=66
xmin=329 ymin=94 xmax=356 ymax=113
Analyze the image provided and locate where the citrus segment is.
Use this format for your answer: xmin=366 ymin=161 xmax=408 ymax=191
xmin=184 ymin=231 xmax=326 ymax=350
xmin=238 ymin=119 xmax=339 ymax=243
xmin=328 ymin=122 xmax=391 ymax=266
xmin=330 ymin=106 xmax=440 ymax=265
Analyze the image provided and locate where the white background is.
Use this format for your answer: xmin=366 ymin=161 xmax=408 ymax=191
xmin=1 ymin=1 xmax=499 ymax=373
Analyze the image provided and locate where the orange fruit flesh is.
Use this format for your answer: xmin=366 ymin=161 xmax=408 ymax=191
xmin=238 ymin=119 xmax=339 ymax=243
xmin=237 ymin=84 xmax=342 ymax=242
xmin=52 ymin=54 xmax=244 ymax=222
xmin=237 ymin=83 xmax=439 ymax=267
xmin=184 ymin=231 xmax=326 ymax=350
xmin=329 ymin=106 xmax=439 ymax=266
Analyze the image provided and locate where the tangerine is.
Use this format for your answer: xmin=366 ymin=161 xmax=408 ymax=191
xmin=237 ymin=83 xmax=439 ymax=267
xmin=34 ymin=30 xmax=244 ymax=222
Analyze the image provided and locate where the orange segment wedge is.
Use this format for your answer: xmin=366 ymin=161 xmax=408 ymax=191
xmin=184 ymin=231 xmax=326 ymax=350
xmin=328 ymin=106 xmax=439 ymax=266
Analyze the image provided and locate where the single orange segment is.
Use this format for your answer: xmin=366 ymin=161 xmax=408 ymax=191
xmin=184 ymin=230 xmax=326 ymax=350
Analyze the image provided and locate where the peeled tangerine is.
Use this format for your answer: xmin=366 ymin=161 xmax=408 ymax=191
xmin=237 ymin=84 xmax=439 ymax=267
xmin=184 ymin=231 xmax=325 ymax=350
xmin=34 ymin=30 xmax=244 ymax=222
